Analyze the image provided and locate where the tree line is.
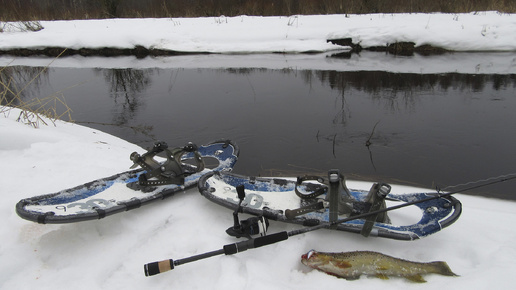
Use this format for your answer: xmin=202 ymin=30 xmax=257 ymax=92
xmin=1 ymin=0 xmax=515 ymax=21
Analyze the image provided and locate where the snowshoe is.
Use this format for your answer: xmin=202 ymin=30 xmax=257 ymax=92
xmin=16 ymin=139 xmax=239 ymax=224
xmin=198 ymin=169 xmax=462 ymax=240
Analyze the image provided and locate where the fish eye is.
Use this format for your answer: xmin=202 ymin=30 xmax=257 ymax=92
xmin=307 ymin=250 xmax=315 ymax=260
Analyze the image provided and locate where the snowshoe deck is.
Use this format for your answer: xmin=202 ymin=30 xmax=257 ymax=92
xmin=16 ymin=140 xmax=239 ymax=224
xmin=198 ymin=171 xmax=462 ymax=240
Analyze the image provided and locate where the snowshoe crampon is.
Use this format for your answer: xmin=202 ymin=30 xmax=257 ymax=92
xmin=198 ymin=170 xmax=461 ymax=240
xmin=16 ymin=140 xmax=239 ymax=224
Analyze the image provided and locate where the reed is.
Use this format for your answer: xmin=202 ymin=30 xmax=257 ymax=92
xmin=0 ymin=20 xmax=43 ymax=33
xmin=1 ymin=49 xmax=73 ymax=128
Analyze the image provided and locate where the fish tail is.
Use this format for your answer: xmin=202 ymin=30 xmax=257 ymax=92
xmin=429 ymin=261 xmax=458 ymax=277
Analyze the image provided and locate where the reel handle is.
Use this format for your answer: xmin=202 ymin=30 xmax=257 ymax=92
xmin=236 ymin=184 xmax=246 ymax=200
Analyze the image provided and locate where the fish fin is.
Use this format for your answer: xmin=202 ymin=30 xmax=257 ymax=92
xmin=405 ymin=274 xmax=426 ymax=283
xmin=336 ymin=261 xmax=352 ymax=268
xmin=429 ymin=261 xmax=459 ymax=277
xmin=375 ymin=274 xmax=390 ymax=280
xmin=344 ymin=274 xmax=361 ymax=280
xmin=321 ymin=270 xmax=359 ymax=280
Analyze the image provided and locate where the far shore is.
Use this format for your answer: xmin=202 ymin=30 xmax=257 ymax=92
xmin=0 ymin=40 xmax=451 ymax=58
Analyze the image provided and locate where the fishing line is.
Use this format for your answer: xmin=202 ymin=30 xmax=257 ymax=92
xmin=437 ymin=172 xmax=516 ymax=193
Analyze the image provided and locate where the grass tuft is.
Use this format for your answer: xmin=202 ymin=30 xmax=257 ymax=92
xmin=0 ymin=21 xmax=43 ymax=33
xmin=1 ymin=49 xmax=73 ymax=128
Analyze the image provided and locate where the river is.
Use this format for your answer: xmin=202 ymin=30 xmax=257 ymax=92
xmin=2 ymin=52 xmax=516 ymax=200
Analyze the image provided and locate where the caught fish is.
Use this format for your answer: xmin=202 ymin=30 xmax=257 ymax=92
xmin=301 ymin=250 xmax=457 ymax=283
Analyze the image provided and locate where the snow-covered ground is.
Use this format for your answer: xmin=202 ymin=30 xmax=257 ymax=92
xmin=2 ymin=12 xmax=516 ymax=289
xmin=1 ymin=112 xmax=516 ymax=290
xmin=1 ymin=11 xmax=516 ymax=53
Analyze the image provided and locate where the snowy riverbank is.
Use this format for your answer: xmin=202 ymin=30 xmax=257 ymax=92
xmin=1 ymin=108 xmax=516 ymax=289
xmin=1 ymin=11 xmax=516 ymax=56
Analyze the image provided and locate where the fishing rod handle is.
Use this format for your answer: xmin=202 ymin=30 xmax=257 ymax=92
xmin=144 ymin=259 xmax=174 ymax=277
xmin=144 ymin=248 xmax=226 ymax=276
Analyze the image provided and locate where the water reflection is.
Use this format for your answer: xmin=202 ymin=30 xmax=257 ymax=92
xmin=314 ymin=70 xmax=516 ymax=94
xmin=0 ymin=66 xmax=49 ymax=106
xmin=94 ymin=68 xmax=154 ymax=125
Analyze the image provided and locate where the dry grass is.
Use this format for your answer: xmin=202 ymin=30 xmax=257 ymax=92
xmin=0 ymin=21 xmax=43 ymax=33
xmin=1 ymin=49 xmax=73 ymax=128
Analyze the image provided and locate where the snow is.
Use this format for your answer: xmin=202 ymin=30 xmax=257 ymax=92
xmin=1 ymin=12 xmax=516 ymax=54
xmin=2 ymin=109 xmax=516 ymax=289
xmin=2 ymin=12 xmax=516 ymax=289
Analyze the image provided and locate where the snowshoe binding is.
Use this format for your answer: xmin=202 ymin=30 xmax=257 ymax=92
xmin=198 ymin=169 xmax=462 ymax=240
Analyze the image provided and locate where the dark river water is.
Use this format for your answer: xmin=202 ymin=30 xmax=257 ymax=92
xmin=2 ymin=53 xmax=516 ymax=200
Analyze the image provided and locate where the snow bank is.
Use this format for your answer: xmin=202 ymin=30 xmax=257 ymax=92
xmin=1 ymin=12 xmax=516 ymax=53
xmin=1 ymin=108 xmax=516 ymax=289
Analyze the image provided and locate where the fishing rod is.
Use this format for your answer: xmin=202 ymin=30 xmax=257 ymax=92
xmin=143 ymin=173 xmax=516 ymax=277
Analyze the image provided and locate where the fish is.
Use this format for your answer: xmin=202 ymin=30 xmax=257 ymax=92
xmin=301 ymin=250 xmax=458 ymax=283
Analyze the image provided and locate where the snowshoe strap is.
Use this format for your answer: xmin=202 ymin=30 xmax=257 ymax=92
xmin=294 ymin=175 xmax=327 ymax=199
xmin=360 ymin=182 xmax=391 ymax=237
xmin=285 ymin=201 xmax=325 ymax=220
xmin=328 ymin=170 xmax=341 ymax=227
xmin=290 ymin=170 xmax=356 ymax=222
xmin=130 ymin=141 xmax=205 ymax=187
xmin=330 ymin=172 xmax=355 ymax=216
